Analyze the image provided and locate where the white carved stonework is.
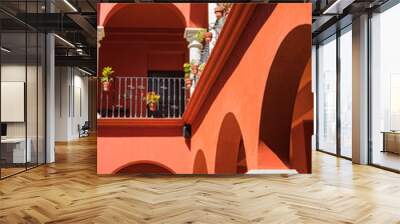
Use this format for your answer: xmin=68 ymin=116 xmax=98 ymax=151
xmin=97 ymin=26 xmax=105 ymax=48
xmin=184 ymin=27 xmax=205 ymax=43
xmin=97 ymin=26 xmax=105 ymax=73
xmin=184 ymin=27 xmax=206 ymax=63
xmin=184 ymin=27 xmax=207 ymax=95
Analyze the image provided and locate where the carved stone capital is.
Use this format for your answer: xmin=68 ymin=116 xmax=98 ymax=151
xmin=184 ymin=27 xmax=206 ymax=49
xmin=97 ymin=26 xmax=105 ymax=48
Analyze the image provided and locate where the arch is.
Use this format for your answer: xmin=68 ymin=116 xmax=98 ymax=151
xmin=215 ymin=113 xmax=248 ymax=174
xmin=259 ymin=24 xmax=312 ymax=166
xmin=114 ymin=160 xmax=176 ymax=174
xmin=98 ymin=3 xmax=189 ymax=83
xmin=193 ymin=150 xmax=208 ymax=174
xmin=103 ymin=4 xmax=187 ymax=29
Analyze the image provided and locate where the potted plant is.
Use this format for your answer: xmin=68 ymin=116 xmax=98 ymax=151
xmin=183 ymin=63 xmax=192 ymax=88
xmin=146 ymin=91 xmax=160 ymax=112
xmin=183 ymin=62 xmax=191 ymax=76
xmin=222 ymin=3 xmax=233 ymax=15
xmin=198 ymin=63 xmax=206 ymax=78
xmin=214 ymin=5 xmax=225 ymax=19
xmin=194 ymin=29 xmax=206 ymax=43
xmin=204 ymin=31 xmax=213 ymax=43
xmin=100 ymin=66 xmax=114 ymax=92
xmin=191 ymin=63 xmax=199 ymax=75
xmin=184 ymin=73 xmax=192 ymax=89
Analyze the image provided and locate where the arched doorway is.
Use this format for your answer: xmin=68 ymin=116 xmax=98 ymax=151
xmin=215 ymin=113 xmax=248 ymax=174
xmin=259 ymin=24 xmax=311 ymax=167
xmin=98 ymin=4 xmax=189 ymax=118
xmin=99 ymin=3 xmax=188 ymax=75
xmin=115 ymin=161 xmax=175 ymax=174
xmin=103 ymin=4 xmax=187 ymax=29
xmin=193 ymin=150 xmax=208 ymax=174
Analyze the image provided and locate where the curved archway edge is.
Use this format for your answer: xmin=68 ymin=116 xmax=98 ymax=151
xmin=193 ymin=150 xmax=208 ymax=174
xmin=113 ymin=160 xmax=176 ymax=174
xmin=258 ymin=24 xmax=311 ymax=167
xmin=101 ymin=4 xmax=187 ymax=28
xmin=214 ymin=113 xmax=248 ymax=174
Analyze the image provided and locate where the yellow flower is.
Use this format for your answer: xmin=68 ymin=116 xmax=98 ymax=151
xmin=146 ymin=92 xmax=160 ymax=104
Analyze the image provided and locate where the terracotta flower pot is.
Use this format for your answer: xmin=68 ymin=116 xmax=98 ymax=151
xmin=102 ymin=81 xmax=111 ymax=92
xmin=185 ymin=78 xmax=192 ymax=89
xmin=215 ymin=6 xmax=225 ymax=19
xmin=204 ymin=32 xmax=213 ymax=43
xmin=191 ymin=64 xmax=199 ymax=74
xmin=223 ymin=3 xmax=233 ymax=15
xmin=148 ymin=102 xmax=157 ymax=112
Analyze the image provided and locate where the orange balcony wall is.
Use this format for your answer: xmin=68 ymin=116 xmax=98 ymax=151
xmin=97 ymin=120 xmax=191 ymax=174
xmin=98 ymin=3 xmax=208 ymax=76
xmin=185 ymin=4 xmax=312 ymax=173
xmin=97 ymin=3 xmax=313 ymax=174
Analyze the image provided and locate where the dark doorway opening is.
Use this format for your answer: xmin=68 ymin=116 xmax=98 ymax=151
xmin=147 ymin=71 xmax=185 ymax=118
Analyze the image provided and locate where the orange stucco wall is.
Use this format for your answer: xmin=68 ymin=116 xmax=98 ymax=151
xmin=188 ymin=4 xmax=312 ymax=173
xmin=97 ymin=3 xmax=313 ymax=174
xmin=97 ymin=125 xmax=192 ymax=174
xmin=100 ymin=40 xmax=187 ymax=76
xmin=98 ymin=3 xmax=208 ymax=28
xmin=98 ymin=3 xmax=205 ymax=76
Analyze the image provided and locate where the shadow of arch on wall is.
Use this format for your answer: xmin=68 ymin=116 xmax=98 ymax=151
xmin=215 ymin=113 xmax=248 ymax=174
xmin=114 ymin=160 xmax=176 ymax=174
xmin=259 ymin=24 xmax=312 ymax=167
xmin=103 ymin=4 xmax=187 ymax=28
xmin=193 ymin=150 xmax=208 ymax=174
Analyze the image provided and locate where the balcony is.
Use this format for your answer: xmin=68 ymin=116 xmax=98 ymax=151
xmin=97 ymin=5 xmax=227 ymax=122
xmin=98 ymin=76 xmax=188 ymax=119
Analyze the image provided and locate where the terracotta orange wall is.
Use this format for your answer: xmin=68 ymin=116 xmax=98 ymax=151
xmin=97 ymin=3 xmax=208 ymax=174
xmin=98 ymin=3 xmax=208 ymax=28
xmin=98 ymin=3 xmax=208 ymax=77
xmin=188 ymin=4 xmax=312 ymax=173
xmin=97 ymin=4 xmax=312 ymax=174
xmin=99 ymin=41 xmax=187 ymax=76
xmin=97 ymin=125 xmax=192 ymax=174
xmin=290 ymin=61 xmax=313 ymax=172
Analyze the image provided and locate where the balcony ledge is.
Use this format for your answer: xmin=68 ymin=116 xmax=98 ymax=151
xmin=182 ymin=4 xmax=256 ymax=124
xmin=97 ymin=118 xmax=184 ymax=127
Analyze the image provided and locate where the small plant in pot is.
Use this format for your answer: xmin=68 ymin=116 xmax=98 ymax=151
xmin=198 ymin=63 xmax=206 ymax=78
xmin=191 ymin=63 xmax=199 ymax=75
xmin=146 ymin=91 xmax=160 ymax=112
xmin=184 ymin=73 xmax=192 ymax=89
xmin=214 ymin=5 xmax=225 ymax=19
xmin=222 ymin=3 xmax=233 ymax=16
xmin=183 ymin=63 xmax=192 ymax=88
xmin=194 ymin=29 xmax=206 ymax=43
xmin=101 ymin=66 xmax=114 ymax=92
xmin=204 ymin=31 xmax=213 ymax=43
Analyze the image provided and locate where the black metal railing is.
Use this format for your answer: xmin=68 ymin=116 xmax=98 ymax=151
xmin=98 ymin=76 xmax=187 ymax=119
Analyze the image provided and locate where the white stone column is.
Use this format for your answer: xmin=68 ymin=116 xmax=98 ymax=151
xmin=184 ymin=28 xmax=203 ymax=63
xmin=46 ymin=32 xmax=55 ymax=163
xmin=208 ymin=3 xmax=217 ymax=54
xmin=45 ymin=0 xmax=56 ymax=164
xmin=184 ymin=27 xmax=205 ymax=95
xmin=208 ymin=3 xmax=217 ymax=26
xmin=352 ymin=14 xmax=369 ymax=165
xmin=97 ymin=26 xmax=105 ymax=72
xmin=312 ymin=45 xmax=317 ymax=151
